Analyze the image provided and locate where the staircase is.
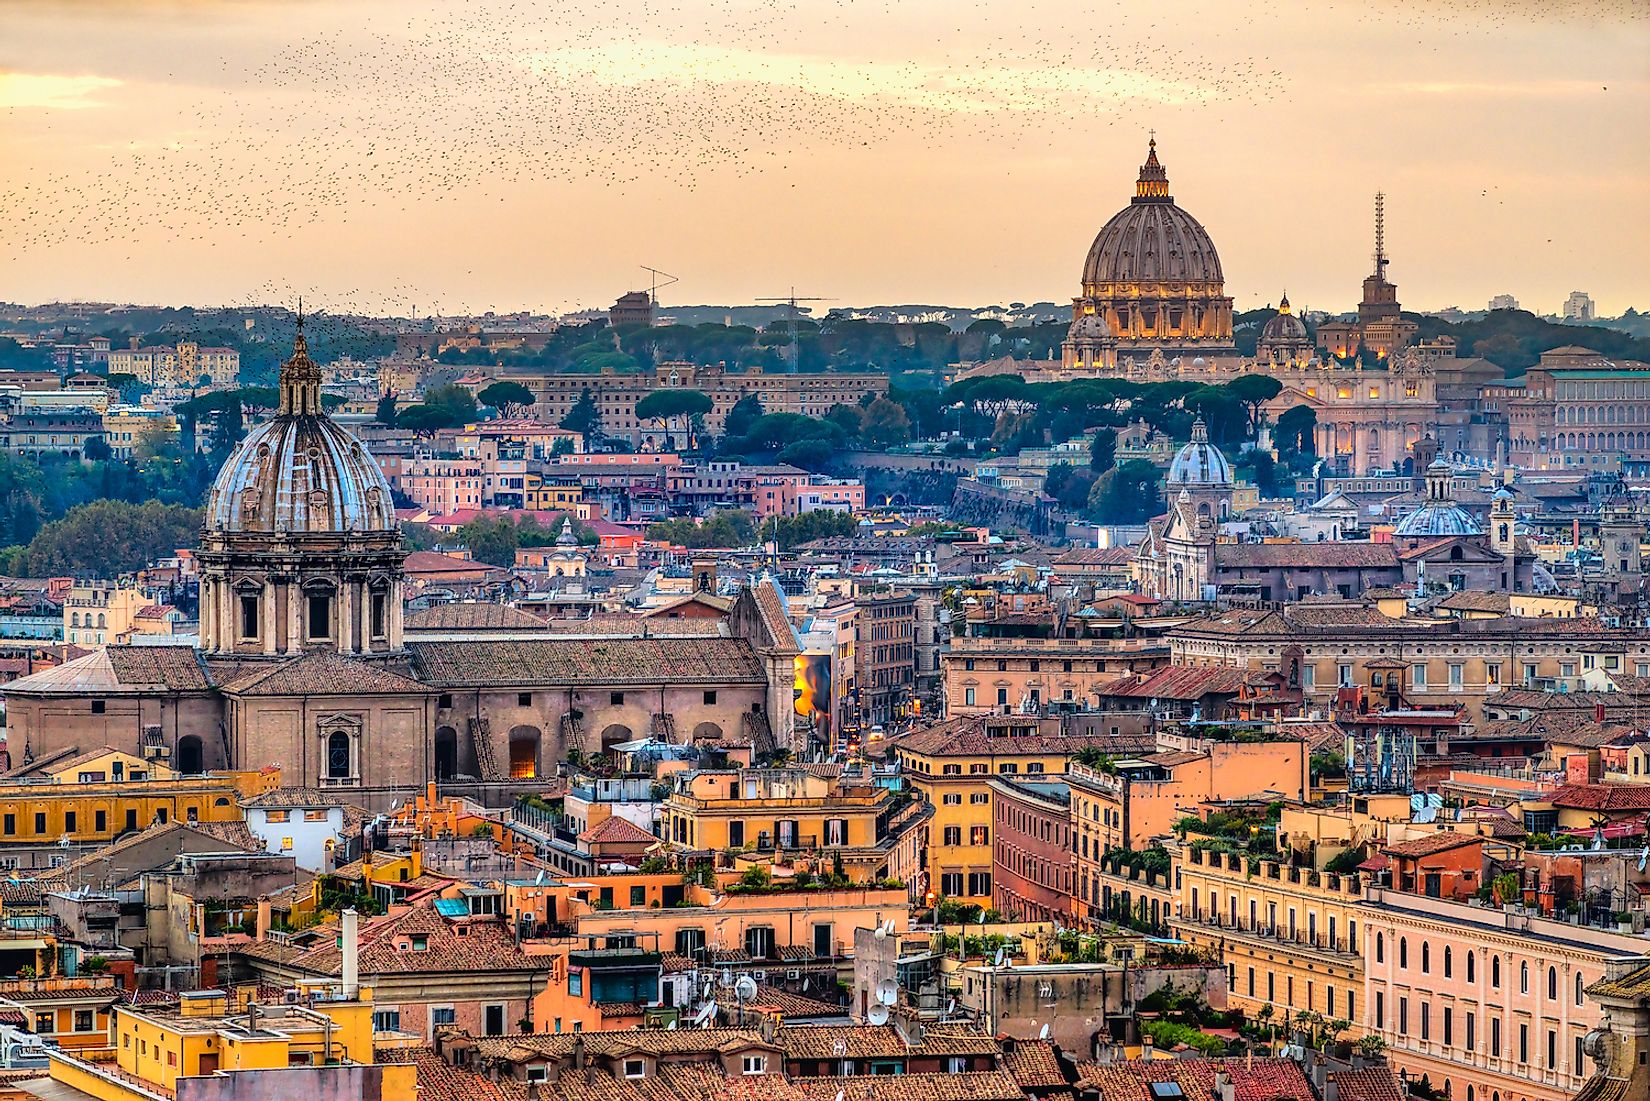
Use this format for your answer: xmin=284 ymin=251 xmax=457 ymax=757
xmin=742 ymin=710 xmax=778 ymax=759
xmin=468 ymin=717 xmax=502 ymax=781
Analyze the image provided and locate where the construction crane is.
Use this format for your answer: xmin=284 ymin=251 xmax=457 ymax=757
xmin=755 ymin=288 xmax=835 ymax=370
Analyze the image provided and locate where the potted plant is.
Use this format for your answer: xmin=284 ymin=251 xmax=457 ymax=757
xmin=1616 ymin=910 xmax=1634 ymax=934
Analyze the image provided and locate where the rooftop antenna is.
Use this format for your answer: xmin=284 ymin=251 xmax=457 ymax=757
xmin=1373 ymin=192 xmax=1387 ymax=278
xmin=755 ymin=288 xmax=836 ymax=370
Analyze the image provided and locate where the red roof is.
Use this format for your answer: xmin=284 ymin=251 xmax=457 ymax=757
xmin=1551 ymin=783 xmax=1650 ymax=812
xmin=577 ymin=817 xmax=657 ymax=846
xmin=1381 ymin=832 xmax=1483 ymax=859
xmin=1074 ymin=1057 xmax=1313 ymax=1101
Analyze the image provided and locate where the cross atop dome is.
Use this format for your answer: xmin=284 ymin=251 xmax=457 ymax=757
xmin=1135 ymin=135 xmax=1171 ymax=202
xmin=279 ymin=303 xmax=325 ymax=416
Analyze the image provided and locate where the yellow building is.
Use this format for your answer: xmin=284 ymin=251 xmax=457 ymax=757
xmin=893 ymin=714 xmax=1118 ymax=907
xmin=0 ymin=749 xmax=272 ymax=868
xmin=660 ymin=768 xmax=912 ymax=883
xmin=0 ymin=978 xmax=118 ymax=1052
xmin=44 ymin=983 xmax=414 ymax=1100
xmin=1175 ymin=845 xmax=1366 ymax=1030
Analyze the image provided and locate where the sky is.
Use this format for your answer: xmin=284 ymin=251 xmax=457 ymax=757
xmin=2 ymin=0 xmax=1648 ymax=319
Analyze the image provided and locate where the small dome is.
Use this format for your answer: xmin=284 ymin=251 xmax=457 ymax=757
xmin=1168 ymin=417 xmax=1232 ymax=487
xmin=1393 ymin=503 xmax=1482 ymax=538
xmin=204 ymin=323 xmax=395 ymax=535
xmin=1260 ymin=297 xmax=1309 ymax=346
xmin=1068 ymin=311 xmax=1111 ymax=343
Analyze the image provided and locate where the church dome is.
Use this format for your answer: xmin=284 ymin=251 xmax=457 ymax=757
xmin=1068 ymin=311 xmax=1112 ymax=342
xmin=1082 ymin=140 xmax=1224 ymax=288
xmin=1393 ymin=458 xmax=1481 ymax=537
xmin=1260 ymin=294 xmax=1309 ymax=345
xmin=1168 ymin=417 xmax=1232 ymax=487
xmin=204 ymin=322 xmax=394 ymax=535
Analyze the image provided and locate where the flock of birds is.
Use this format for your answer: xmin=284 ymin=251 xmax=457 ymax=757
xmin=1 ymin=0 xmax=1640 ymax=318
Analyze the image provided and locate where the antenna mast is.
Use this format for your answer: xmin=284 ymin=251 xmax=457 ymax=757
xmin=1373 ymin=192 xmax=1387 ymax=278
xmin=641 ymin=266 xmax=679 ymax=312
xmin=754 ymin=288 xmax=836 ymax=370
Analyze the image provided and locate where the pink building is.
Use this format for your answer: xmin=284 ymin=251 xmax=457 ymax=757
xmin=668 ymin=461 xmax=865 ymax=519
xmin=1362 ymin=885 xmax=1649 ymax=1101
xmin=404 ymin=452 xmax=484 ymax=513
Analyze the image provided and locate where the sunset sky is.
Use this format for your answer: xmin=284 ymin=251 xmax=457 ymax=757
xmin=3 ymin=0 xmax=1647 ymax=318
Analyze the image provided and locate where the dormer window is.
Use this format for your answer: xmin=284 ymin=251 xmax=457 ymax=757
xmin=623 ymin=1059 xmax=645 ymax=1079
xmin=741 ymin=1055 xmax=767 ymax=1075
xmin=410 ymin=935 xmax=428 ymax=952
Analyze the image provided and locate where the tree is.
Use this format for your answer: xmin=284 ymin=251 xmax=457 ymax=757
xmin=1087 ymin=459 xmax=1163 ymax=525
xmin=635 ymin=389 xmax=712 ymax=451
xmin=1089 ymin=426 xmax=1117 ymax=473
xmin=724 ymin=394 xmax=766 ymax=439
xmin=17 ymin=500 xmax=201 ymax=576
xmin=758 ymin=510 xmax=858 ymax=550
xmin=1277 ymin=404 xmax=1317 ymax=456
xmin=560 ymin=388 xmax=604 ymax=448
xmin=777 ymin=438 xmax=834 ymax=471
xmin=824 ymin=403 xmax=865 ymax=439
xmin=84 ymin=437 xmax=112 ymax=462
xmin=1226 ymin=373 xmax=1283 ymax=434
xmin=374 ymin=393 xmax=398 ymax=427
xmin=646 ymin=509 xmax=756 ymax=549
xmin=1044 ymin=463 xmax=1098 ymax=512
xmin=477 ymin=381 xmax=535 ymax=417
xmin=860 ymin=396 xmax=912 ymax=448
xmin=396 ymin=385 xmax=478 ymax=434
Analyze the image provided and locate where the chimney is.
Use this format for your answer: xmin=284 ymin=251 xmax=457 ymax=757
xmin=1310 ymin=1053 xmax=1327 ymax=1089
xmin=1324 ymin=1078 xmax=1339 ymax=1101
xmin=572 ymin=1033 xmax=586 ymax=1070
xmin=341 ymin=908 xmax=360 ymax=999
xmin=1213 ymin=1070 xmax=1235 ymax=1101
xmin=255 ymin=898 xmax=271 ymax=942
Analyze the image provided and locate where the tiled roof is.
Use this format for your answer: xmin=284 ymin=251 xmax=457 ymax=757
xmin=393 ymin=1048 xmax=506 ymax=1101
xmin=1551 ymin=783 xmax=1650 ymax=812
xmin=775 ymin=1024 xmax=1001 ymax=1061
xmin=242 ymin=787 xmax=365 ymax=810
xmin=1100 ymin=666 xmax=1247 ymax=701
xmin=403 ymin=551 xmax=501 ymax=575
xmin=891 ymin=716 xmax=1153 ymax=759
xmin=467 ymin=1026 xmax=774 ymax=1061
xmin=792 ymin=1072 xmax=1030 ymax=1101
xmin=1587 ymin=960 xmax=1650 ymax=1000
xmin=1325 ymin=1067 xmax=1405 ymax=1101
xmin=1072 ymin=1057 xmax=1313 ymax=1101
xmin=222 ymin=651 xmax=430 ymax=697
xmin=998 ymin=1038 xmax=1067 ymax=1089
xmin=1436 ymin=590 xmax=1511 ymax=614
xmin=250 ymin=902 xmax=540 ymax=977
xmin=577 ymin=817 xmax=658 ymax=846
xmin=106 ymin=646 xmax=213 ymax=691
xmin=406 ymin=603 xmax=546 ymax=630
xmin=1215 ymin=543 xmax=1399 ymax=569
xmin=408 ymin=637 xmax=765 ymax=687
xmin=1381 ymin=832 xmax=1482 ymax=859
xmin=744 ymin=985 xmax=845 ymax=1019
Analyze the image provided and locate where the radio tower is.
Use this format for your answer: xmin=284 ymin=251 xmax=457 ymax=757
xmin=1373 ymin=192 xmax=1387 ymax=278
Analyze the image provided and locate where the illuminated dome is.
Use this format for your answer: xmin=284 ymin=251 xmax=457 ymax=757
xmin=1393 ymin=459 xmax=1482 ymax=537
xmin=1065 ymin=138 xmax=1235 ymax=364
xmin=204 ymin=325 xmax=394 ymax=535
xmin=1259 ymin=294 xmax=1309 ymax=345
xmin=1082 ymin=143 xmax=1224 ymax=287
xmin=1168 ymin=417 xmax=1233 ymax=488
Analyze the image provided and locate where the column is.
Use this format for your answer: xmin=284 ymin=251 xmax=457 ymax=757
xmin=390 ymin=584 xmax=403 ymax=650
xmin=359 ymin=584 xmax=373 ymax=653
xmin=262 ymin=582 xmax=277 ymax=656
xmin=338 ymin=581 xmax=354 ymax=655
xmin=199 ymin=580 xmax=214 ymax=651
xmin=218 ymin=579 xmax=234 ymax=652
xmin=287 ymin=583 xmax=301 ymax=654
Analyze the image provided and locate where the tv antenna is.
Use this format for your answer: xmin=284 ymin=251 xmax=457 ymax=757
xmin=755 ymin=288 xmax=836 ymax=370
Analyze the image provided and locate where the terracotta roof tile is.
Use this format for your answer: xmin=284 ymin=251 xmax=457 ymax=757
xmin=577 ymin=817 xmax=658 ymax=846
xmin=1325 ymin=1067 xmax=1405 ymax=1101
xmin=1071 ymin=1057 xmax=1313 ymax=1101
xmin=1381 ymin=832 xmax=1482 ymax=859
xmin=409 ymin=637 xmax=765 ymax=687
xmin=1551 ymin=783 xmax=1650 ymax=812
xmin=406 ymin=603 xmax=546 ymax=630
xmin=222 ymin=651 xmax=430 ymax=697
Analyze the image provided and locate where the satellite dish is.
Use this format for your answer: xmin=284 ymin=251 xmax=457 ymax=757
xmin=735 ymin=975 xmax=758 ymax=1003
xmin=945 ymin=999 xmax=955 ymax=1017
xmin=1638 ymin=845 xmax=1648 ymax=872
xmin=873 ymin=925 xmax=887 ymax=941
xmin=534 ymin=870 xmax=545 ymax=886
xmin=993 ymin=949 xmax=1006 ymax=968
xmin=876 ymin=979 xmax=899 ymax=1006
xmin=867 ymin=1005 xmax=890 ymax=1026
xmin=882 ymin=918 xmax=896 ymax=935
xmin=666 ymin=1019 xmax=678 ymax=1030
xmin=692 ymin=1001 xmax=716 ymax=1026
xmin=1039 ymin=1023 xmax=1051 ymax=1041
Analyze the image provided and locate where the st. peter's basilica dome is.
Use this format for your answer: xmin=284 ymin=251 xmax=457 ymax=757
xmin=1081 ymin=140 xmax=1225 ymax=289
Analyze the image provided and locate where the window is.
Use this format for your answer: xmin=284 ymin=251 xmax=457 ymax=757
xmin=1520 ymin=961 xmax=1529 ymax=993
xmin=1466 ymin=1011 xmax=1476 ymax=1052
xmin=1375 ymin=932 xmax=1384 ymax=963
xmin=943 ymin=826 xmax=961 ymax=846
xmin=1467 ymin=951 xmax=1476 ymax=984
xmin=1443 ymin=1007 xmax=1453 ymax=1047
xmin=1398 ymin=997 xmax=1408 ymax=1034
xmin=371 ymin=593 xmax=387 ymax=639
xmin=569 ymin=971 xmax=583 ymax=996
xmin=741 ymin=1055 xmax=766 ymax=1076
xmin=1519 ymin=1023 xmax=1528 ymax=1064
xmin=65 ymin=811 xmax=76 ymax=833
xmin=624 ymin=1059 xmax=646 ymax=1079
xmin=308 ymin=594 xmax=331 ymax=640
xmin=240 ymin=594 xmax=259 ymax=639
xmin=997 ymin=763 xmax=1018 ymax=774
xmin=970 ymin=763 xmax=988 ymax=775
xmin=484 ymin=1005 xmax=505 ymax=1037
xmin=91 ymin=700 xmax=105 ymax=715
xmin=410 ymin=935 xmax=428 ymax=952
xmin=95 ymin=810 xmax=106 ymax=832
xmin=630 ymin=885 xmax=646 ymax=907
xmin=942 ymin=764 xmax=961 ymax=775
xmin=970 ymin=826 xmax=989 ymax=846
xmin=1419 ymin=1002 xmax=1429 ymax=1040
xmin=73 ymin=1010 xmax=94 ymax=1032
xmin=34 ymin=813 xmax=45 ymax=834
xmin=966 ymin=871 xmax=991 ymax=896
xmin=942 ymin=794 xmax=961 ymax=805
xmin=970 ymin=793 xmax=989 ymax=804
xmin=431 ymin=1006 xmax=455 ymax=1027
xmin=1421 ymin=942 xmax=1430 ymax=973
xmin=1577 ymin=971 xmax=1585 ymax=1005
xmin=1492 ymin=955 xmax=1501 ymax=988
xmin=326 ymin=731 xmax=352 ymax=779
xmin=373 ymin=1009 xmax=402 ymax=1032
xmin=610 ymin=691 xmax=625 ymax=706
xmin=1400 ymin=937 xmax=1408 ymax=968
xmin=1375 ymin=991 xmax=1385 ymax=1030
xmin=1449 ymin=663 xmax=1464 ymax=689
xmin=703 ymin=690 xmax=717 ymax=705
xmin=1444 ymin=946 xmax=1452 ymax=978
xmin=964 ymin=688 xmax=976 ymax=707
xmin=439 ymin=693 xmax=453 ymax=709
xmin=940 ymin=872 xmax=963 ymax=896
xmin=1148 ymin=1085 xmax=1186 ymax=1100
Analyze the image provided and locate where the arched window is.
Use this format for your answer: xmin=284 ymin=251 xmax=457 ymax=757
xmin=1576 ymin=972 xmax=1585 ymax=1005
xmin=1444 ymin=946 xmax=1453 ymax=978
xmin=70 ymin=612 xmax=80 ymax=628
xmin=1376 ymin=932 xmax=1384 ymax=963
xmin=1399 ymin=937 xmax=1408 ymax=969
xmin=1467 ymin=952 xmax=1476 ymax=983
xmin=1520 ymin=961 xmax=1528 ymax=993
xmin=96 ymin=613 xmax=106 ymax=629
xmin=326 ymin=731 xmax=351 ymax=779
xmin=1548 ymin=966 xmax=1557 ymax=1000
xmin=1421 ymin=943 xmax=1430 ymax=973
xmin=1491 ymin=955 xmax=1501 ymax=989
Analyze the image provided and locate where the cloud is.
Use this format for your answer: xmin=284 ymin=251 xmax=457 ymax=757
xmin=0 ymin=72 xmax=123 ymax=109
